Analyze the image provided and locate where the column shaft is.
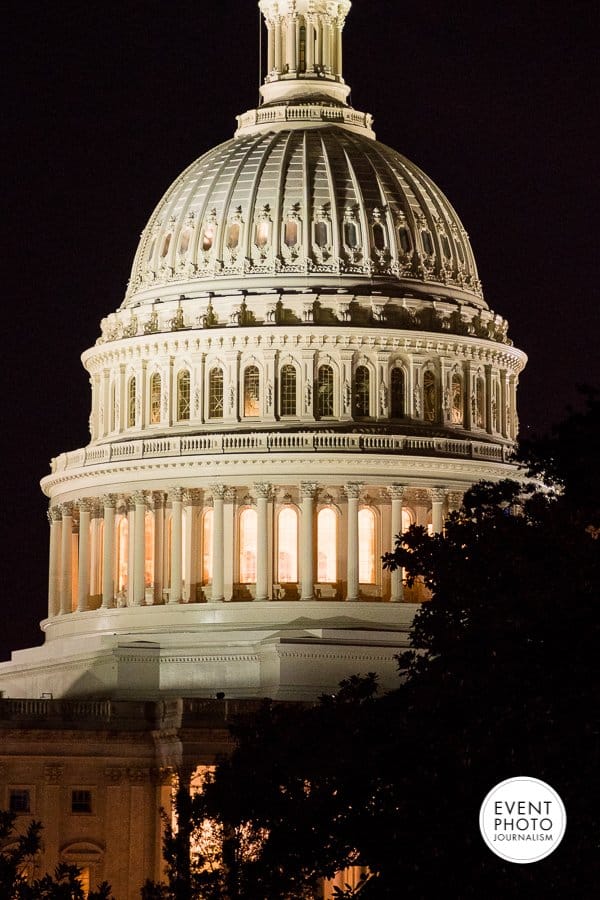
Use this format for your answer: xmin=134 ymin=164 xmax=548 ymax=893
xmin=346 ymin=493 xmax=359 ymax=601
xmin=60 ymin=509 xmax=73 ymax=615
xmin=77 ymin=504 xmax=91 ymax=612
xmin=48 ymin=511 xmax=62 ymax=618
xmin=170 ymin=491 xmax=183 ymax=604
xmin=390 ymin=488 xmax=404 ymax=603
xmin=431 ymin=489 xmax=445 ymax=534
xmin=134 ymin=495 xmax=146 ymax=606
xmin=102 ymin=501 xmax=115 ymax=608
xmin=255 ymin=487 xmax=270 ymax=601
xmin=300 ymin=484 xmax=315 ymax=601
xmin=212 ymin=488 xmax=225 ymax=602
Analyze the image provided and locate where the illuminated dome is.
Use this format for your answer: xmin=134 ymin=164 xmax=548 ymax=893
xmin=1 ymin=0 xmax=526 ymax=704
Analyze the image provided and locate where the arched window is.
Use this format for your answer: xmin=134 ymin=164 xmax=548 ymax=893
xmin=423 ymin=370 xmax=436 ymax=422
xmin=280 ymin=365 xmax=296 ymax=416
xmin=179 ymin=228 xmax=191 ymax=255
xmin=317 ymin=365 xmax=334 ymax=417
xmin=278 ymin=507 xmax=298 ymax=583
xmin=441 ymin=234 xmax=451 ymax=259
xmin=372 ymin=222 xmax=386 ymax=251
xmin=116 ymin=515 xmax=128 ymax=594
xmin=401 ymin=508 xmax=414 ymax=532
xmin=299 ymin=25 xmax=306 ymax=71
xmin=177 ymin=370 xmax=191 ymax=421
xmin=476 ymin=376 xmax=485 ymax=428
xmin=239 ymin=508 xmax=257 ymax=584
xmin=492 ymin=380 xmax=499 ymax=431
xmin=390 ymin=368 xmax=405 ymax=418
xmin=202 ymin=224 xmax=215 ymax=252
xmin=354 ymin=366 xmax=370 ymax=417
xmin=127 ymin=377 xmax=136 ymax=428
xmin=144 ymin=511 xmax=154 ymax=590
xmin=202 ymin=509 xmax=214 ymax=583
xmin=451 ymin=373 xmax=463 ymax=424
xmin=255 ymin=221 xmax=270 ymax=248
xmin=398 ymin=226 xmax=412 ymax=254
xmin=150 ymin=373 xmax=162 ymax=425
xmin=244 ymin=366 xmax=260 ymax=417
xmin=317 ymin=508 xmax=337 ymax=583
xmin=358 ymin=508 xmax=376 ymax=584
xmin=208 ymin=368 xmax=224 ymax=419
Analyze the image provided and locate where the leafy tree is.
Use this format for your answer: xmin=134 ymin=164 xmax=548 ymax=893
xmin=0 ymin=811 xmax=113 ymax=899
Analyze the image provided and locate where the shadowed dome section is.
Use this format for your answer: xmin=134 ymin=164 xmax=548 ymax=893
xmin=124 ymin=126 xmax=483 ymax=309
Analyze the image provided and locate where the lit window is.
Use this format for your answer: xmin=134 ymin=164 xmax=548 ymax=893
xmin=451 ymin=373 xmax=463 ymax=424
xmin=255 ymin=221 xmax=270 ymax=248
xmin=354 ymin=366 xmax=370 ymax=417
xmin=227 ymin=223 xmax=240 ymax=250
xmin=280 ymin=365 xmax=297 ymax=416
xmin=317 ymin=365 xmax=334 ymax=417
xmin=144 ymin=511 xmax=154 ymax=589
xmin=344 ymin=221 xmax=359 ymax=249
xmin=278 ymin=507 xmax=298 ymax=582
xmin=317 ymin=508 xmax=337 ymax=582
xmin=402 ymin=508 xmax=413 ymax=532
xmin=284 ymin=220 xmax=298 ymax=247
xmin=244 ymin=366 xmax=260 ymax=417
xmin=314 ymin=220 xmax=328 ymax=248
xmin=424 ymin=370 xmax=436 ymax=422
xmin=150 ymin=373 xmax=162 ymax=424
xmin=71 ymin=790 xmax=92 ymax=814
xmin=177 ymin=370 xmax=191 ymax=421
xmin=161 ymin=233 xmax=171 ymax=258
xmin=127 ymin=377 xmax=136 ymax=428
xmin=391 ymin=368 xmax=404 ymax=418
xmin=78 ymin=867 xmax=91 ymax=897
xmin=208 ymin=368 xmax=224 ymax=418
xmin=239 ymin=508 xmax=257 ymax=584
xmin=398 ymin=226 xmax=412 ymax=253
xmin=476 ymin=377 xmax=485 ymax=428
xmin=421 ymin=230 xmax=434 ymax=256
xmin=202 ymin=509 xmax=213 ymax=583
xmin=358 ymin=508 xmax=376 ymax=584
xmin=372 ymin=222 xmax=386 ymax=251
xmin=117 ymin=515 xmax=128 ymax=593
xmin=179 ymin=228 xmax=191 ymax=254
xmin=9 ymin=789 xmax=30 ymax=813
xmin=202 ymin=224 xmax=215 ymax=252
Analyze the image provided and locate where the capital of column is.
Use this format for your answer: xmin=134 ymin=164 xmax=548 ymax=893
xmin=430 ymin=487 xmax=447 ymax=503
xmin=210 ymin=483 xmax=226 ymax=500
xmin=447 ymin=491 xmax=464 ymax=512
xmin=101 ymin=494 xmax=117 ymax=509
xmin=182 ymin=489 xmax=200 ymax=506
xmin=132 ymin=490 xmax=147 ymax=507
xmin=389 ymin=484 xmax=406 ymax=501
xmin=300 ymin=481 xmax=318 ymax=499
xmin=413 ymin=489 xmax=430 ymax=506
xmin=48 ymin=506 xmax=62 ymax=523
xmin=60 ymin=502 xmax=74 ymax=518
xmin=150 ymin=490 xmax=166 ymax=510
xmin=344 ymin=482 xmax=363 ymax=500
xmin=168 ymin=487 xmax=184 ymax=503
xmin=253 ymin=482 xmax=273 ymax=500
xmin=77 ymin=498 xmax=92 ymax=514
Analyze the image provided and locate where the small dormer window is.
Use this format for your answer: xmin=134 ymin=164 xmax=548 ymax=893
xmin=227 ymin=223 xmax=240 ymax=250
xmin=284 ymin=219 xmax=299 ymax=247
xmin=255 ymin=221 xmax=270 ymax=248
xmin=179 ymin=228 xmax=191 ymax=255
xmin=202 ymin=224 xmax=215 ymax=252
xmin=398 ymin=227 xmax=412 ymax=253
xmin=372 ymin=222 xmax=386 ymax=251
xmin=421 ymin=230 xmax=434 ymax=256
xmin=456 ymin=242 xmax=465 ymax=264
xmin=314 ymin=220 xmax=328 ymax=248
xmin=161 ymin=234 xmax=171 ymax=258
xmin=344 ymin=221 xmax=359 ymax=249
xmin=441 ymin=234 xmax=451 ymax=259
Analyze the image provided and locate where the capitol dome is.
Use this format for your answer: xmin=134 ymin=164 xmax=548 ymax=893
xmin=1 ymin=0 xmax=526 ymax=703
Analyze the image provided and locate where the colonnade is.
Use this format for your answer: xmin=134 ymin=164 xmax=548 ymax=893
xmin=261 ymin=2 xmax=349 ymax=80
xmin=46 ymin=483 xmax=463 ymax=619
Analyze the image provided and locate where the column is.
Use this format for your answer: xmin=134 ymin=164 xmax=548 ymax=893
xmin=169 ymin=488 xmax=183 ymax=604
xmin=267 ymin=23 xmax=275 ymax=72
xmin=336 ymin=20 xmax=343 ymax=75
xmin=133 ymin=491 xmax=146 ymax=606
xmin=306 ymin=16 xmax=314 ymax=71
xmin=431 ymin=488 xmax=446 ymax=534
xmin=389 ymin=485 xmax=405 ymax=603
xmin=183 ymin=490 xmax=197 ymax=602
xmin=77 ymin=500 xmax=91 ymax=612
xmin=300 ymin=482 xmax=317 ymax=601
xmin=102 ymin=496 xmax=116 ymax=608
xmin=485 ymin=364 xmax=493 ymax=434
xmin=153 ymin=492 xmax=165 ymax=604
xmin=127 ymin=500 xmax=135 ymax=605
xmin=60 ymin=503 xmax=73 ymax=615
xmin=499 ymin=370 xmax=508 ymax=437
xmin=47 ymin=507 xmax=62 ymax=618
xmin=89 ymin=505 xmax=99 ymax=598
xmin=346 ymin=483 xmax=361 ymax=601
xmin=254 ymin=483 xmax=271 ymax=601
xmin=274 ymin=17 xmax=282 ymax=72
xmin=287 ymin=15 xmax=297 ymax=71
xmin=211 ymin=485 xmax=225 ymax=602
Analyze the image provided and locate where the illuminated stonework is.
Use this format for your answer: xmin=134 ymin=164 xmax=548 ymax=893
xmin=0 ymin=0 xmax=525 ymax=703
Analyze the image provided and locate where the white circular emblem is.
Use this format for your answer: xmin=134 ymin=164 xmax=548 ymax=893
xmin=479 ymin=776 xmax=566 ymax=863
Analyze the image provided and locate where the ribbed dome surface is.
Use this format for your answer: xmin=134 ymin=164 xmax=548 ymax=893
xmin=124 ymin=126 xmax=484 ymax=309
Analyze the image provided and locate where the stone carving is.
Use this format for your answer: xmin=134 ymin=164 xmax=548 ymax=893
xmin=44 ymin=764 xmax=64 ymax=784
xmin=379 ymin=381 xmax=388 ymax=415
xmin=304 ymin=380 xmax=312 ymax=412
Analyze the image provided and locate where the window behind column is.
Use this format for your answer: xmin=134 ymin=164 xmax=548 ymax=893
xmin=244 ymin=366 xmax=260 ymax=417
xmin=317 ymin=507 xmax=337 ymax=582
xmin=451 ymin=373 xmax=463 ymax=424
xmin=150 ymin=373 xmax=162 ymax=424
xmin=239 ymin=508 xmax=257 ymax=584
xmin=317 ymin=365 xmax=334 ymax=417
xmin=202 ymin=509 xmax=213 ymax=583
xmin=208 ymin=368 xmax=224 ymax=419
xmin=127 ymin=376 xmax=136 ymax=428
xmin=423 ymin=370 xmax=436 ymax=422
xmin=358 ymin=508 xmax=376 ymax=584
xmin=277 ymin=507 xmax=298 ymax=582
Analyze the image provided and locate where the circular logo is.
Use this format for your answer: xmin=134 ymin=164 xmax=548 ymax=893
xmin=479 ymin=777 xmax=566 ymax=863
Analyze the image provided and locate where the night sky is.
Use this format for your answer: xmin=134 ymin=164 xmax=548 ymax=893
xmin=2 ymin=0 xmax=597 ymax=661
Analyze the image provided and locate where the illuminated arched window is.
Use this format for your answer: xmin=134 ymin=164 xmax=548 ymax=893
xmin=202 ymin=223 xmax=216 ymax=252
xmin=255 ymin=221 xmax=270 ymax=248
xmin=358 ymin=508 xmax=376 ymax=584
xmin=150 ymin=373 xmax=162 ymax=425
xmin=390 ymin=368 xmax=405 ymax=418
xmin=317 ymin=507 xmax=337 ymax=583
xmin=208 ymin=368 xmax=224 ymax=419
xmin=144 ymin=511 xmax=154 ymax=589
xmin=451 ymin=373 xmax=463 ymax=424
xmin=116 ymin=515 xmax=128 ymax=593
xmin=476 ymin=376 xmax=485 ymax=428
xmin=239 ymin=508 xmax=257 ymax=584
xmin=278 ymin=507 xmax=298 ymax=583
xmin=227 ymin=223 xmax=240 ymax=250
xmin=244 ymin=366 xmax=260 ymax=417
xmin=402 ymin=508 xmax=414 ymax=532
xmin=177 ymin=370 xmax=191 ymax=421
xmin=354 ymin=366 xmax=370 ymax=417
xmin=284 ymin=219 xmax=298 ymax=248
xmin=423 ymin=370 xmax=436 ymax=422
xmin=280 ymin=365 xmax=296 ymax=416
xmin=202 ymin=509 xmax=213 ymax=583
xmin=314 ymin=220 xmax=328 ymax=248
xmin=127 ymin=377 xmax=136 ymax=428
xmin=161 ymin=233 xmax=171 ymax=258
xmin=317 ymin=365 xmax=334 ymax=417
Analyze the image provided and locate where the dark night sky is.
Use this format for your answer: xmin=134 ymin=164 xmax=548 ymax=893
xmin=2 ymin=0 xmax=598 ymax=661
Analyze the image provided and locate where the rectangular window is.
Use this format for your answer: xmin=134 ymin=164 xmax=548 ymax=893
xmin=9 ymin=789 xmax=30 ymax=813
xmin=71 ymin=790 xmax=92 ymax=814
